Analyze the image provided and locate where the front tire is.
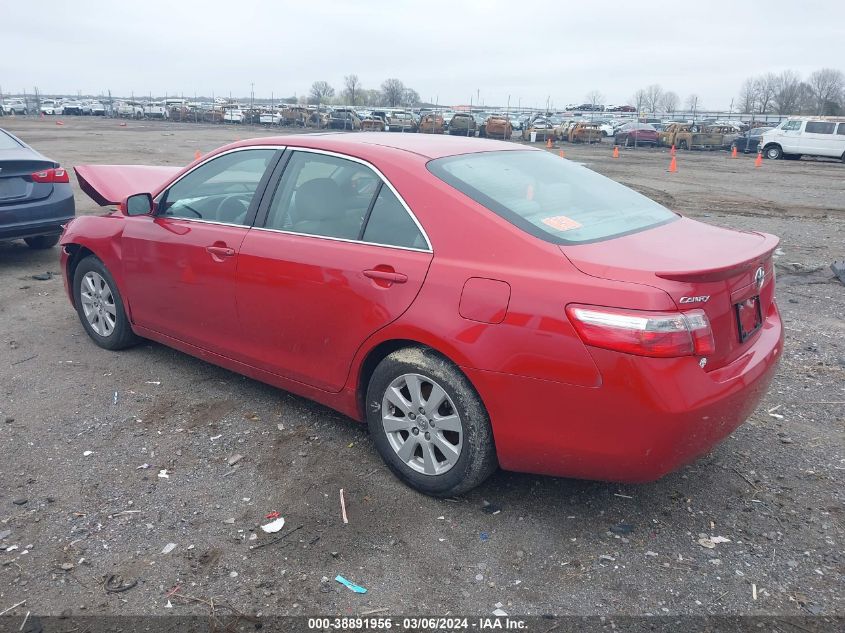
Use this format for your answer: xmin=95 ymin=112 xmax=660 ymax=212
xmin=366 ymin=347 xmax=497 ymax=496
xmin=765 ymin=145 xmax=783 ymax=160
xmin=73 ymin=256 xmax=139 ymax=350
xmin=24 ymin=235 xmax=59 ymax=249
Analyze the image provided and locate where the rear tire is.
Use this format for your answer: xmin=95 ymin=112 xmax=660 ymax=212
xmin=366 ymin=347 xmax=498 ymax=497
xmin=73 ymin=256 xmax=140 ymax=350
xmin=24 ymin=235 xmax=59 ymax=249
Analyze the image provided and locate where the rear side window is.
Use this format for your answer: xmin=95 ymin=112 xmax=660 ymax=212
xmin=362 ymin=185 xmax=426 ymax=249
xmin=805 ymin=121 xmax=835 ymax=134
xmin=428 ymin=150 xmax=677 ymax=244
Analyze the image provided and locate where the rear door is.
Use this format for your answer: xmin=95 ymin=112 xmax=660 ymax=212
xmin=235 ymin=149 xmax=433 ymax=392
xmin=121 ymin=147 xmax=281 ymax=355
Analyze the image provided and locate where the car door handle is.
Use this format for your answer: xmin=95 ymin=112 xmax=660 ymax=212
xmin=363 ymin=269 xmax=408 ymax=284
xmin=206 ymin=245 xmax=235 ymax=257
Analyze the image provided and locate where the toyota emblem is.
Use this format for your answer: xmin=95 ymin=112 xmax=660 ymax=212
xmin=754 ymin=266 xmax=765 ymax=290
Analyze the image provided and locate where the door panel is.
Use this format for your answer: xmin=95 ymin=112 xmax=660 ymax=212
xmin=121 ymin=217 xmax=249 ymax=354
xmin=235 ymin=232 xmax=432 ymax=391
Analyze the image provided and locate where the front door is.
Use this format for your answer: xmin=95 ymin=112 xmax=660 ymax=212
xmin=121 ymin=147 xmax=280 ymax=354
xmin=236 ymin=149 xmax=433 ymax=392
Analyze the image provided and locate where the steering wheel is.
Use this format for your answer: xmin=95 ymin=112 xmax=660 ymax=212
xmin=216 ymin=194 xmax=251 ymax=224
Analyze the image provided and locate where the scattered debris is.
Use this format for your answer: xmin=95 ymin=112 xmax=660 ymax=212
xmin=645 ymin=551 xmax=659 ymax=557
xmin=340 ymin=488 xmax=349 ymax=524
xmin=613 ymin=493 xmax=634 ymax=499
xmin=599 ymin=554 xmax=616 ymax=562
xmin=830 ymin=261 xmax=845 ymax=285
xmin=265 ymin=511 xmax=281 ymax=520
xmin=261 ymin=517 xmax=286 ymax=534
xmin=0 ymin=601 xmax=26 ymax=617
xmin=610 ymin=523 xmax=634 ymax=535
xmin=223 ymin=518 xmax=235 ymax=524
xmin=0 ymin=529 xmax=11 ymax=540
xmin=158 ymin=469 xmax=169 ymax=479
xmin=32 ymin=272 xmax=53 ymax=281
xmin=137 ymin=463 xmax=150 ymax=470
xmin=12 ymin=499 xmax=27 ymax=506
xmin=104 ymin=574 xmax=138 ymax=593
xmin=227 ymin=454 xmax=244 ymax=467
xmin=697 ymin=535 xmax=731 ymax=549
xmin=210 ymin=434 xmax=222 ymax=441
xmin=492 ymin=602 xmax=508 ymax=617
xmin=249 ymin=524 xmax=303 ymax=550
xmin=83 ymin=450 xmax=93 ymax=456
xmin=335 ymin=575 xmax=367 ymax=594
xmin=481 ymin=501 xmax=502 ymax=515
xmin=480 ymin=532 xmax=490 ymax=541
xmin=752 ymin=583 xmax=757 ymax=600
xmin=59 ymin=562 xmax=74 ymax=571
xmin=361 ymin=607 xmax=389 ymax=615
xmin=161 ymin=543 xmax=177 ymax=555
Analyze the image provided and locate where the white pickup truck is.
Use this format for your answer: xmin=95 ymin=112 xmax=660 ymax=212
xmin=143 ymin=102 xmax=169 ymax=119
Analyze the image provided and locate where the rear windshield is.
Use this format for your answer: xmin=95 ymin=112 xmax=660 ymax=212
xmin=428 ymin=150 xmax=677 ymax=244
xmin=0 ymin=130 xmax=24 ymax=150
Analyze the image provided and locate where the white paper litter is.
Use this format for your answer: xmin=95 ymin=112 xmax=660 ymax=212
xmin=261 ymin=517 xmax=286 ymax=533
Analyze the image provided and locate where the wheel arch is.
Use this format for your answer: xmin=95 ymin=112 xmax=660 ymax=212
xmin=355 ymin=337 xmax=484 ymax=424
xmin=63 ymin=243 xmax=96 ymax=309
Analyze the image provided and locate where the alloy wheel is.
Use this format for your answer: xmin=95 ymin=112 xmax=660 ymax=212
xmin=80 ymin=271 xmax=117 ymax=337
xmin=382 ymin=373 xmax=463 ymax=476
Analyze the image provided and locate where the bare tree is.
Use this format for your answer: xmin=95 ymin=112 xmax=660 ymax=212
xmin=685 ymin=93 xmax=701 ymax=115
xmin=738 ymin=78 xmax=758 ymax=113
xmin=772 ymin=70 xmax=803 ymax=115
xmin=342 ymin=75 xmax=361 ymax=106
xmin=402 ymin=88 xmax=420 ymax=107
xmin=661 ymin=91 xmax=679 ymax=114
xmin=585 ymin=90 xmax=604 ymax=110
xmin=631 ymin=89 xmax=646 ymax=115
xmin=807 ymin=68 xmax=844 ymax=115
xmin=309 ymin=81 xmax=335 ymax=105
xmin=643 ymin=84 xmax=663 ymax=114
xmin=797 ymin=82 xmax=816 ymax=114
xmin=381 ymin=78 xmax=405 ymax=107
xmin=754 ymin=73 xmax=776 ymax=113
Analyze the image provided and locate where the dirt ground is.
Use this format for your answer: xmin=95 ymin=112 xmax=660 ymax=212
xmin=0 ymin=117 xmax=843 ymax=620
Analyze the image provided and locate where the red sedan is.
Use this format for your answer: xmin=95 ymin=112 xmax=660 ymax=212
xmin=62 ymin=134 xmax=782 ymax=496
xmin=614 ymin=122 xmax=660 ymax=147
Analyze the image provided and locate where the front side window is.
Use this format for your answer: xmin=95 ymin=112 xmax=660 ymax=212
xmin=783 ymin=120 xmax=802 ymax=131
xmin=838 ymin=123 xmax=845 ymax=135
xmin=160 ymin=149 xmax=275 ymax=225
xmin=428 ymin=150 xmax=677 ymax=244
xmin=805 ymin=121 xmax=835 ymax=134
xmin=265 ymin=152 xmax=380 ymax=240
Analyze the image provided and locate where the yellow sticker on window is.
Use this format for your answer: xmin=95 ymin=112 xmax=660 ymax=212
xmin=542 ymin=215 xmax=582 ymax=232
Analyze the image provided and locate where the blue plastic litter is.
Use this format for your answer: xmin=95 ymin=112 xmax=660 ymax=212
xmin=335 ymin=575 xmax=367 ymax=593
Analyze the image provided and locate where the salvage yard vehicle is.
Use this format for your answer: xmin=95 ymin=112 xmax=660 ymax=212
xmin=0 ymin=128 xmax=75 ymax=249
xmin=615 ymin=122 xmax=659 ymax=147
xmin=39 ymin=100 xmax=62 ymax=115
xmin=730 ymin=127 xmax=771 ymax=154
xmin=280 ymin=106 xmax=309 ymax=127
xmin=3 ymin=100 xmax=29 ymax=115
xmin=419 ymin=113 xmax=445 ymax=134
xmin=759 ymin=117 xmax=845 ymax=162
xmin=662 ymin=124 xmax=738 ymax=150
xmin=65 ymin=134 xmax=783 ymax=496
xmin=143 ymin=102 xmax=169 ymax=119
xmin=448 ymin=112 xmax=476 ymax=136
xmin=116 ymin=101 xmax=145 ymax=118
xmin=522 ymin=117 xmax=555 ymax=142
xmin=481 ymin=115 xmax=512 ymax=139
xmin=360 ymin=113 xmax=387 ymax=131
xmin=567 ymin=122 xmax=603 ymax=144
xmin=328 ymin=108 xmax=361 ymax=130
xmin=61 ymin=100 xmax=82 ymax=115
xmin=385 ymin=111 xmax=418 ymax=133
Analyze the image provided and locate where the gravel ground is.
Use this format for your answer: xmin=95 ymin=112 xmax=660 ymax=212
xmin=0 ymin=118 xmax=843 ymax=619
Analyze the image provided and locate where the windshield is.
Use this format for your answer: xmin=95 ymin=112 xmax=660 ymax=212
xmin=428 ymin=150 xmax=677 ymax=244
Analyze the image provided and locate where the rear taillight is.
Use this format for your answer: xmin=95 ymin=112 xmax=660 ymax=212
xmin=31 ymin=168 xmax=69 ymax=184
xmin=566 ymin=304 xmax=715 ymax=358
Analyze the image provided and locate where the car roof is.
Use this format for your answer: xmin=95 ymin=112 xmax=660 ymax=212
xmin=224 ymin=132 xmax=529 ymax=160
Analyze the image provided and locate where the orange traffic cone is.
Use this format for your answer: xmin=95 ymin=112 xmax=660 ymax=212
xmin=55 ymin=120 xmax=64 ymax=126
xmin=670 ymin=144 xmax=676 ymax=157
xmin=194 ymin=150 xmax=202 ymax=160
xmin=118 ymin=122 xmax=127 ymax=127
xmin=754 ymin=152 xmax=762 ymax=168
xmin=731 ymin=145 xmax=738 ymax=159
xmin=668 ymin=156 xmax=677 ymax=173
xmin=558 ymin=149 xmax=565 ymax=158
xmin=546 ymin=137 xmax=552 ymax=149
xmin=612 ymin=145 xmax=619 ymax=159
xmin=40 ymin=112 xmax=45 ymax=120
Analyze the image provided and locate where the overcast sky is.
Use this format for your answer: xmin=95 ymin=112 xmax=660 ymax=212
xmin=2 ymin=0 xmax=842 ymax=108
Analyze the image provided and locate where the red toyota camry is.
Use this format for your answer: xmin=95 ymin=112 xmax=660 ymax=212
xmin=62 ymin=134 xmax=782 ymax=496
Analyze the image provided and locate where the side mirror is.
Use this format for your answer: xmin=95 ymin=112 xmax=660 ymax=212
xmin=125 ymin=193 xmax=154 ymax=216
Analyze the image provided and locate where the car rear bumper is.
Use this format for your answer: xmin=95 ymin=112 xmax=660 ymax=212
xmin=0 ymin=184 xmax=75 ymax=241
xmin=467 ymin=301 xmax=783 ymax=483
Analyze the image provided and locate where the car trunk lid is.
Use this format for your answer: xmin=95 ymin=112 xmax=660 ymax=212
xmin=0 ymin=157 xmax=58 ymax=205
xmin=561 ymin=217 xmax=779 ymax=370
xmin=74 ymin=164 xmax=182 ymax=206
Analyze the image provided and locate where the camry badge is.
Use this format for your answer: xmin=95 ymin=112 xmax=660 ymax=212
xmin=754 ymin=266 xmax=765 ymax=290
